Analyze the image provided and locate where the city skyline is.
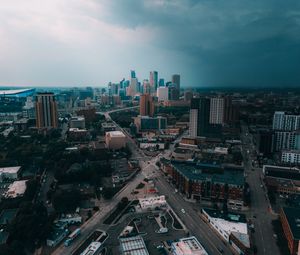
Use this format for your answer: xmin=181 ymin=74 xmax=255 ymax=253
xmin=0 ymin=0 xmax=299 ymax=88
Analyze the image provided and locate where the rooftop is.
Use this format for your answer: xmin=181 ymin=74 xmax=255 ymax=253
xmin=0 ymin=166 xmax=21 ymax=175
xmin=4 ymin=180 xmax=27 ymax=198
xmin=172 ymin=162 xmax=244 ymax=186
xmin=0 ymin=88 xmax=34 ymax=96
xmin=282 ymin=207 xmax=300 ymax=240
xmin=119 ymin=235 xmax=149 ymax=255
xmin=171 ymin=236 xmax=208 ymax=255
xmin=106 ymin=131 xmax=126 ymax=138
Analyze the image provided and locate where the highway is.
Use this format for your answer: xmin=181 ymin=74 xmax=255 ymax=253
xmin=240 ymin=123 xmax=280 ymax=255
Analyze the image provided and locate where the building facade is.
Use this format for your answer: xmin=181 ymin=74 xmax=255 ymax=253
xmin=140 ymin=94 xmax=155 ymax=117
xmin=35 ymin=93 xmax=58 ymax=129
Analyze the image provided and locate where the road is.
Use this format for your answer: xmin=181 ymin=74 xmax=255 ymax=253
xmin=52 ymin=106 xmax=230 ymax=255
xmin=240 ymin=123 xmax=280 ymax=255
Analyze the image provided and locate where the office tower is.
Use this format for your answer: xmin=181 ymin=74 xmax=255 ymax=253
xmin=35 ymin=93 xmax=58 ymax=129
xmin=171 ymin=74 xmax=180 ymax=91
xmin=157 ymin=87 xmax=169 ymax=101
xmin=142 ymin=80 xmax=151 ymax=94
xmin=272 ymin=112 xmax=300 ymax=131
xmin=150 ymin=71 xmax=158 ymax=92
xmin=189 ymin=98 xmax=210 ymax=137
xmin=129 ymin=77 xmax=139 ymax=96
xmin=108 ymin=82 xmax=119 ymax=95
xmin=131 ymin=70 xmax=136 ymax=79
xmin=184 ymin=91 xmax=193 ymax=102
xmin=209 ymin=98 xmax=224 ymax=125
xmin=159 ymin=78 xmax=165 ymax=87
xmin=140 ymin=94 xmax=155 ymax=117
xmin=168 ymin=84 xmax=179 ymax=100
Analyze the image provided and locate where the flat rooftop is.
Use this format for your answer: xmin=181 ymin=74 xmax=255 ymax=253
xmin=107 ymin=131 xmax=126 ymax=137
xmin=119 ymin=235 xmax=149 ymax=255
xmin=171 ymin=236 xmax=208 ymax=255
xmin=0 ymin=166 xmax=21 ymax=174
xmin=0 ymin=88 xmax=34 ymax=96
xmin=5 ymin=180 xmax=27 ymax=198
xmin=282 ymin=207 xmax=300 ymax=240
xmin=171 ymin=162 xmax=244 ymax=186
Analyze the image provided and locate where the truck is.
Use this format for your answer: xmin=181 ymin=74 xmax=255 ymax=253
xmin=64 ymin=228 xmax=81 ymax=247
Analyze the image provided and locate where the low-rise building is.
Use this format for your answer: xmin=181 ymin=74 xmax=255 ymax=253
xmin=68 ymin=128 xmax=88 ymax=141
xmin=167 ymin=161 xmax=244 ymax=203
xmin=57 ymin=213 xmax=82 ymax=225
xmin=0 ymin=166 xmax=21 ymax=182
xmin=201 ymin=208 xmax=251 ymax=255
xmin=105 ymin=131 xmax=126 ymax=150
xmin=119 ymin=235 xmax=149 ymax=255
xmin=138 ymin=195 xmax=167 ymax=210
xmin=4 ymin=180 xmax=27 ymax=199
xmin=280 ymin=207 xmax=300 ymax=255
xmin=70 ymin=116 xmax=85 ymax=129
xmin=134 ymin=115 xmax=167 ymax=133
xmin=47 ymin=222 xmax=69 ymax=247
xmin=101 ymin=122 xmax=117 ymax=133
xmin=171 ymin=236 xmax=208 ymax=255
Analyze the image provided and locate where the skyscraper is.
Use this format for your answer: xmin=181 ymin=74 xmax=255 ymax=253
xmin=189 ymin=98 xmax=210 ymax=137
xmin=150 ymin=71 xmax=158 ymax=92
xmin=171 ymin=74 xmax=180 ymax=91
xmin=131 ymin=70 xmax=136 ymax=79
xmin=159 ymin=78 xmax=165 ymax=87
xmin=157 ymin=87 xmax=169 ymax=101
xmin=35 ymin=92 xmax=58 ymax=129
xmin=140 ymin=94 xmax=155 ymax=117
xmin=209 ymin=98 xmax=224 ymax=125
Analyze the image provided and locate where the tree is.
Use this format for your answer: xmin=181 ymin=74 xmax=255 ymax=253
xmin=7 ymin=202 xmax=51 ymax=251
xmin=52 ymin=189 xmax=81 ymax=213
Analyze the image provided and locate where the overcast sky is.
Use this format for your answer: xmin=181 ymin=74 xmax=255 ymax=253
xmin=0 ymin=0 xmax=299 ymax=88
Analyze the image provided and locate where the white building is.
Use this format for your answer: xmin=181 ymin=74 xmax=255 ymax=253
xmin=273 ymin=111 xmax=300 ymax=131
xmin=189 ymin=108 xmax=198 ymax=137
xmin=171 ymin=236 xmax=208 ymax=255
xmin=209 ymin=97 xmax=224 ymax=125
xmin=274 ymin=131 xmax=300 ymax=151
xmin=4 ymin=180 xmax=27 ymax=199
xmin=139 ymin=195 xmax=166 ymax=210
xmin=70 ymin=116 xmax=85 ymax=129
xmin=105 ymin=131 xmax=126 ymax=150
xmin=0 ymin=166 xmax=21 ymax=182
xmin=282 ymin=150 xmax=300 ymax=164
xmin=157 ymin=87 xmax=169 ymax=101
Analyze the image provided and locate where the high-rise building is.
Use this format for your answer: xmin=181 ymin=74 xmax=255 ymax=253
xmin=158 ymin=78 xmax=165 ymax=87
xmin=150 ymin=71 xmax=158 ymax=92
xmin=209 ymin=98 xmax=224 ymax=125
xmin=189 ymin=98 xmax=210 ymax=137
xmin=171 ymin=74 xmax=180 ymax=91
xmin=184 ymin=91 xmax=193 ymax=102
xmin=157 ymin=87 xmax=169 ymax=101
xmin=168 ymin=84 xmax=179 ymax=101
xmin=129 ymin=77 xmax=139 ymax=96
xmin=35 ymin=93 xmax=58 ymax=129
xmin=223 ymin=96 xmax=239 ymax=124
xmin=272 ymin=112 xmax=300 ymax=131
xmin=140 ymin=94 xmax=155 ymax=117
xmin=142 ymin=80 xmax=151 ymax=94
xmin=130 ymin=70 xmax=136 ymax=79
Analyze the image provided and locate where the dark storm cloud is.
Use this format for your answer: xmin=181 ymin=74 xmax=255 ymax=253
xmin=0 ymin=0 xmax=299 ymax=87
xmin=101 ymin=0 xmax=300 ymax=87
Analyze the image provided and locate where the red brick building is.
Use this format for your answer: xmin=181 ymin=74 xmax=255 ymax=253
xmin=280 ymin=207 xmax=300 ymax=255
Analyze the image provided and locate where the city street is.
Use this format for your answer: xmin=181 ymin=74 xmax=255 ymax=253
xmin=240 ymin=123 xmax=280 ymax=255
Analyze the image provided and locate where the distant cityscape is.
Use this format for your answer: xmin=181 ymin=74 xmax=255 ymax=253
xmin=0 ymin=71 xmax=299 ymax=255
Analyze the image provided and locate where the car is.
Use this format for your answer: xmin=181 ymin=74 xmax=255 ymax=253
xmin=181 ymin=209 xmax=185 ymax=214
